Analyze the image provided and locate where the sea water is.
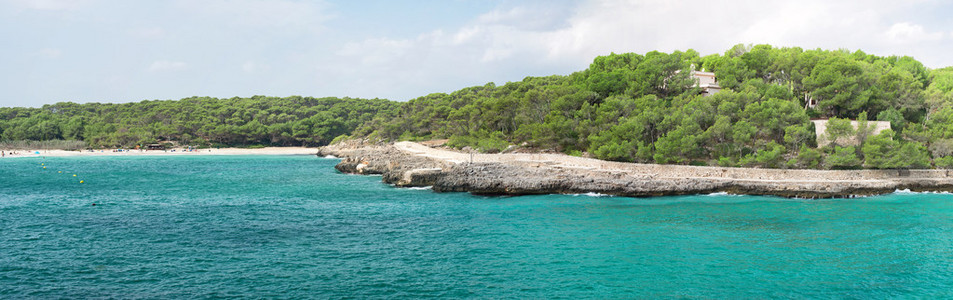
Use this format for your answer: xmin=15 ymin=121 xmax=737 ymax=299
xmin=2 ymin=155 xmax=953 ymax=298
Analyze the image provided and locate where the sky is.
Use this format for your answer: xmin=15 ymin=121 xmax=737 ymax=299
xmin=3 ymin=0 xmax=953 ymax=107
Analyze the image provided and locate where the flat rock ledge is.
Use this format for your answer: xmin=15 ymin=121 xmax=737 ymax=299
xmin=318 ymin=142 xmax=953 ymax=198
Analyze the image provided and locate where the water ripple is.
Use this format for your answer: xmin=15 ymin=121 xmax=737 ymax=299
xmin=2 ymin=156 xmax=953 ymax=298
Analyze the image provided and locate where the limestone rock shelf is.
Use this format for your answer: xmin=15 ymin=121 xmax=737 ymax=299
xmin=318 ymin=141 xmax=953 ymax=198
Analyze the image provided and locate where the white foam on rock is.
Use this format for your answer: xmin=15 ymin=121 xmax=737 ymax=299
xmin=893 ymin=189 xmax=951 ymax=195
xmin=571 ymin=192 xmax=612 ymax=197
xmin=705 ymin=191 xmax=745 ymax=197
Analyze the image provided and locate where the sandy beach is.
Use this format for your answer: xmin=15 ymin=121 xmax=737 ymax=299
xmin=0 ymin=147 xmax=319 ymax=158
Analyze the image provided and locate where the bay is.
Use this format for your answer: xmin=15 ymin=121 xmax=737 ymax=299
xmin=2 ymin=155 xmax=952 ymax=298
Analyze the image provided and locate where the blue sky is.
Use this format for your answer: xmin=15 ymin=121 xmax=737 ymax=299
xmin=3 ymin=0 xmax=953 ymax=107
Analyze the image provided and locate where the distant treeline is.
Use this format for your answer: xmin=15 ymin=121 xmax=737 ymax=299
xmin=0 ymin=96 xmax=398 ymax=148
xmin=3 ymin=44 xmax=953 ymax=169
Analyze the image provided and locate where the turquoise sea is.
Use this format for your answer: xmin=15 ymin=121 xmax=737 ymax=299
xmin=2 ymin=155 xmax=953 ymax=298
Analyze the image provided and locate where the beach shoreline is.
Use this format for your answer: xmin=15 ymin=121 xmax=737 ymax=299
xmin=319 ymin=141 xmax=953 ymax=198
xmin=0 ymin=147 xmax=318 ymax=158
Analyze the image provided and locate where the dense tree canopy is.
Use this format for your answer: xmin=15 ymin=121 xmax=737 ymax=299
xmin=364 ymin=45 xmax=951 ymax=169
xmin=3 ymin=44 xmax=953 ymax=169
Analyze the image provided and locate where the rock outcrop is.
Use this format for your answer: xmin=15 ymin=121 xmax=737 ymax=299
xmin=318 ymin=141 xmax=953 ymax=198
xmin=317 ymin=141 xmax=451 ymax=187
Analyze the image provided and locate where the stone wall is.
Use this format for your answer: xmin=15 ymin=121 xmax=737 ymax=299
xmin=813 ymin=119 xmax=891 ymax=148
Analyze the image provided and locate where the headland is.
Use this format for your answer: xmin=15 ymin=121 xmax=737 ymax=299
xmin=319 ymin=141 xmax=953 ymax=198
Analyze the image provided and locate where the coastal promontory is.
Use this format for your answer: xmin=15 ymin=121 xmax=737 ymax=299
xmin=320 ymin=141 xmax=953 ymax=198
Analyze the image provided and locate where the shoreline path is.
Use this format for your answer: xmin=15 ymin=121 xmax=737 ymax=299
xmin=392 ymin=141 xmax=947 ymax=184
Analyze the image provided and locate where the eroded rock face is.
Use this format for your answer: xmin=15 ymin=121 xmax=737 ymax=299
xmin=319 ymin=142 xmax=450 ymax=186
xmin=318 ymin=142 xmax=953 ymax=198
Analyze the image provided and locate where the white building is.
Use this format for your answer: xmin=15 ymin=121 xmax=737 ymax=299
xmin=804 ymin=94 xmax=818 ymax=109
xmin=690 ymin=71 xmax=721 ymax=96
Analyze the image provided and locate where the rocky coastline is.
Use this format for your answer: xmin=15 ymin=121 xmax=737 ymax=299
xmin=318 ymin=141 xmax=953 ymax=198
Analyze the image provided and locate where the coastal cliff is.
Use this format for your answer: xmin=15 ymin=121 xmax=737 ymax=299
xmin=318 ymin=141 xmax=953 ymax=198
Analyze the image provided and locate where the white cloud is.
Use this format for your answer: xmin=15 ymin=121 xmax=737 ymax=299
xmin=148 ymin=60 xmax=187 ymax=72
xmin=885 ymin=22 xmax=944 ymax=43
xmin=316 ymin=0 xmax=953 ymax=103
xmin=411 ymin=0 xmax=951 ymax=67
xmin=8 ymin=0 xmax=953 ymax=108
xmin=453 ymin=26 xmax=481 ymax=45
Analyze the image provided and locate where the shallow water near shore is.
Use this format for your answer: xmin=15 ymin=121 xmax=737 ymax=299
xmin=2 ymin=156 xmax=953 ymax=298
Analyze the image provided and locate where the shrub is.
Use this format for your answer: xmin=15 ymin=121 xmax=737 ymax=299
xmin=936 ymin=156 xmax=953 ymax=169
xmin=330 ymin=134 xmax=350 ymax=145
xmin=796 ymin=146 xmax=822 ymax=169
xmin=827 ymin=146 xmax=861 ymax=169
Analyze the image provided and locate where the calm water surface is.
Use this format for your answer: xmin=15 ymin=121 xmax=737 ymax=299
xmin=2 ymin=155 xmax=953 ymax=298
